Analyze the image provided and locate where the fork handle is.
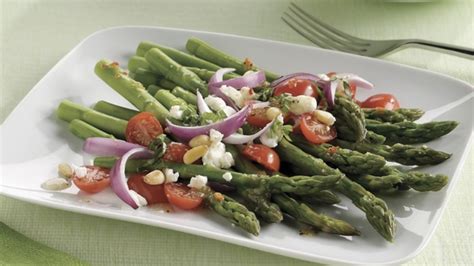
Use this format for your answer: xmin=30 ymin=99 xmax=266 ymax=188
xmin=404 ymin=39 xmax=474 ymax=59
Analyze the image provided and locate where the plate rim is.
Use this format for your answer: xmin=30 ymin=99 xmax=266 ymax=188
xmin=1 ymin=25 xmax=473 ymax=265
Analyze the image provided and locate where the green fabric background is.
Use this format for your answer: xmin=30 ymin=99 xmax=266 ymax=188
xmin=1 ymin=0 xmax=473 ymax=265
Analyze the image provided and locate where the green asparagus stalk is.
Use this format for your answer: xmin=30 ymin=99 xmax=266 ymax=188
xmin=300 ymin=190 xmax=341 ymax=205
xmin=57 ymin=100 xmax=127 ymax=139
xmin=94 ymin=156 xmax=148 ymax=173
xmin=130 ymin=68 xmax=160 ymax=88
xmin=136 ymin=41 xmax=222 ymax=71
xmin=93 ymin=100 xmax=139 ymax=121
xmin=158 ymin=79 xmax=178 ymax=90
xmin=334 ymin=139 xmax=451 ymax=166
xmin=94 ymin=60 xmax=169 ymax=124
xmin=363 ymin=108 xmax=424 ymax=123
xmin=186 ymin=66 xmax=240 ymax=81
xmin=186 ymin=37 xmax=279 ymax=81
xmin=144 ymin=48 xmax=208 ymax=95
xmin=204 ymin=189 xmax=260 ymax=236
xmin=128 ymin=55 xmax=153 ymax=73
xmin=147 ymin=84 xmax=164 ymax=95
xmin=154 ymin=90 xmax=188 ymax=109
xmin=69 ymin=119 xmax=115 ymax=140
xmin=337 ymin=126 xmax=386 ymax=144
xmin=291 ymin=134 xmax=386 ymax=175
xmin=277 ymin=138 xmax=395 ymax=241
xmin=333 ymin=95 xmax=367 ymax=142
xmin=171 ymin=86 xmax=197 ymax=105
xmin=272 ymin=194 xmax=359 ymax=235
xmin=365 ymin=119 xmax=459 ymax=144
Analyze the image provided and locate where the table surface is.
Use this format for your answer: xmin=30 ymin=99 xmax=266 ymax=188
xmin=1 ymin=0 xmax=473 ymax=265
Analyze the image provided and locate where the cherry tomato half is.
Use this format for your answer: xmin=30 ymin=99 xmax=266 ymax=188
xmin=125 ymin=112 xmax=163 ymax=146
xmin=162 ymin=142 xmax=190 ymax=163
xmin=300 ymin=114 xmax=337 ymax=144
xmin=127 ymin=173 xmax=168 ymax=205
xmin=247 ymin=108 xmax=271 ymax=128
xmin=72 ymin=166 xmax=111 ymax=194
xmin=242 ymin=144 xmax=280 ymax=172
xmin=360 ymin=93 xmax=400 ymax=110
xmin=164 ymin=182 xmax=203 ymax=210
xmin=274 ymin=78 xmax=317 ymax=97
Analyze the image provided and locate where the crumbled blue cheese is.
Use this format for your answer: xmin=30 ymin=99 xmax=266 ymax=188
xmin=169 ymin=105 xmax=183 ymax=120
xmin=202 ymin=129 xmax=235 ymax=169
xmin=205 ymin=95 xmax=227 ymax=111
xmin=129 ymin=190 xmax=148 ymax=207
xmin=188 ymin=175 xmax=208 ymax=189
xmin=220 ymin=85 xmax=256 ymax=108
xmin=164 ymin=168 xmax=179 ymax=183
xmin=73 ymin=166 xmax=88 ymax=179
xmin=259 ymin=114 xmax=283 ymax=148
xmin=289 ymin=95 xmax=317 ymax=115
xmin=222 ymin=172 xmax=233 ymax=182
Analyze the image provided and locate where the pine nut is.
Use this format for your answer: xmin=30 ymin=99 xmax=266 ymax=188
xmin=183 ymin=145 xmax=209 ymax=164
xmin=41 ymin=177 xmax=71 ymax=191
xmin=143 ymin=170 xmax=165 ymax=185
xmin=189 ymin=135 xmax=211 ymax=148
xmin=314 ymin=110 xmax=336 ymax=126
xmin=266 ymin=107 xmax=282 ymax=120
xmin=58 ymin=163 xmax=73 ymax=179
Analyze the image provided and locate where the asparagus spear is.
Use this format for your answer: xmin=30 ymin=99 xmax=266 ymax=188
xmin=299 ymin=190 xmax=341 ymax=205
xmin=277 ymin=138 xmax=396 ymax=241
xmin=69 ymin=119 xmax=115 ymax=140
xmin=136 ymin=41 xmax=223 ymax=71
xmin=93 ymin=100 xmax=139 ymax=121
xmin=238 ymin=184 xmax=283 ymax=223
xmin=171 ymin=86 xmax=197 ymax=105
xmin=272 ymin=194 xmax=359 ymax=236
xmin=154 ymin=90 xmax=188 ymax=109
xmin=365 ymin=119 xmax=459 ymax=144
xmin=363 ymin=108 xmax=424 ymax=123
xmin=158 ymin=79 xmax=178 ymax=90
xmin=128 ymin=55 xmax=153 ymax=73
xmin=186 ymin=66 xmax=240 ymax=81
xmin=144 ymin=48 xmax=209 ymax=95
xmin=333 ymin=95 xmax=367 ymax=142
xmin=147 ymin=84 xmax=164 ymax=95
xmin=204 ymin=189 xmax=260 ymax=236
xmin=337 ymin=126 xmax=386 ymax=144
xmin=186 ymin=37 xmax=279 ymax=81
xmin=57 ymin=100 xmax=127 ymax=139
xmin=94 ymin=60 xmax=169 ymax=124
xmin=291 ymin=134 xmax=386 ymax=175
xmin=130 ymin=67 xmax=160 ymax=87
xmin=335 ymin=139 xmax=451 ymax=166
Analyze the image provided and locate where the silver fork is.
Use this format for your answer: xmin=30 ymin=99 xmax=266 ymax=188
xmin=282 ymin=2 xmax=474 ymax=59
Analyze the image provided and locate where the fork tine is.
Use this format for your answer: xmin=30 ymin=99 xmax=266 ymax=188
xmin=283 ymin=12 xmax=362 ymax=54
xmin=287 ymin=6 xmax=366 ymax=52
xmin=290 ymin=3 xmax=369 ymax=46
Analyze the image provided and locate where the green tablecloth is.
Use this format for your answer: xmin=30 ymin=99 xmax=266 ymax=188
xmin=1 ymin=0 xmax=472 ymax=265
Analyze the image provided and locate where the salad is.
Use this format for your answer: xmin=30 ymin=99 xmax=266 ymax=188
xmin=43 ymin=37 xmax=458 ymax=241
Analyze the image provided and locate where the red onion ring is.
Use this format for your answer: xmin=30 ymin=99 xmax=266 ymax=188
xmin=110 ymin=147 xmax=153 ymax=209
xmin=208 ymin=68 xmax=239 ymax=109
xmin=270 ymin=72 xmax=322 ymax=88
xmin=166 ymin=105 xmax=251 ymax=142
xmin=196 ymin=90 xmax=212 ymax=115
xmin=222 ymin=118 xmax=275 ymax=144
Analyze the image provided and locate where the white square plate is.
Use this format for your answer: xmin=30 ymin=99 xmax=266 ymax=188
xmin=1 ymin=26 xmax=472 ymax=265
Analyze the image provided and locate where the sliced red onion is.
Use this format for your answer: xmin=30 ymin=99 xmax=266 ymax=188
xmin=83 ymin=137 xmax=152 ymax=158
xmin=335 ymin=73 xmax=374 ymax=90
xmin=210 ymin=69 xmax=266 ymax=90
xmin=166 ymin=105 xmax=251 ymax=142
xmin=315 ymin=79 xmax=339 ymax=108
xmin=222 ymin=118 xmax=275 ymax=144
xmin=110 ymin=147 xmax=153 ymax=209
xmin=270 ymin=72 xmax=322 ymax=88
xmin=208 ymin=68 xmax=239 ymax=109
xmin=196 ymin=90 xmax=212 ymax=115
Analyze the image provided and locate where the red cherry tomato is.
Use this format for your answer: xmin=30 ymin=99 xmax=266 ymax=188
xmin=274 ymin=78 xmax=317 ymax=97
xmin=162 ymin=142 xmax=190 ymax=163
xmin=127 ymin=173 xmax=168 ymax=205
xmin=242 ymin=144 xmax=280 ymax=172
xmin=300 ymin=114 xmax=337 ymax=144
xmin=72 ymin=166 xmax=111 ymax=194
xmin=360 ymin=93 xmax=400 ymax=110
xmin=125 ymin=112 xmax=163 ymax=146
xmin=247 ymin=108 xmax=271 ymax=128
xmin=164 ymin=182 xmax=203 ymax=210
